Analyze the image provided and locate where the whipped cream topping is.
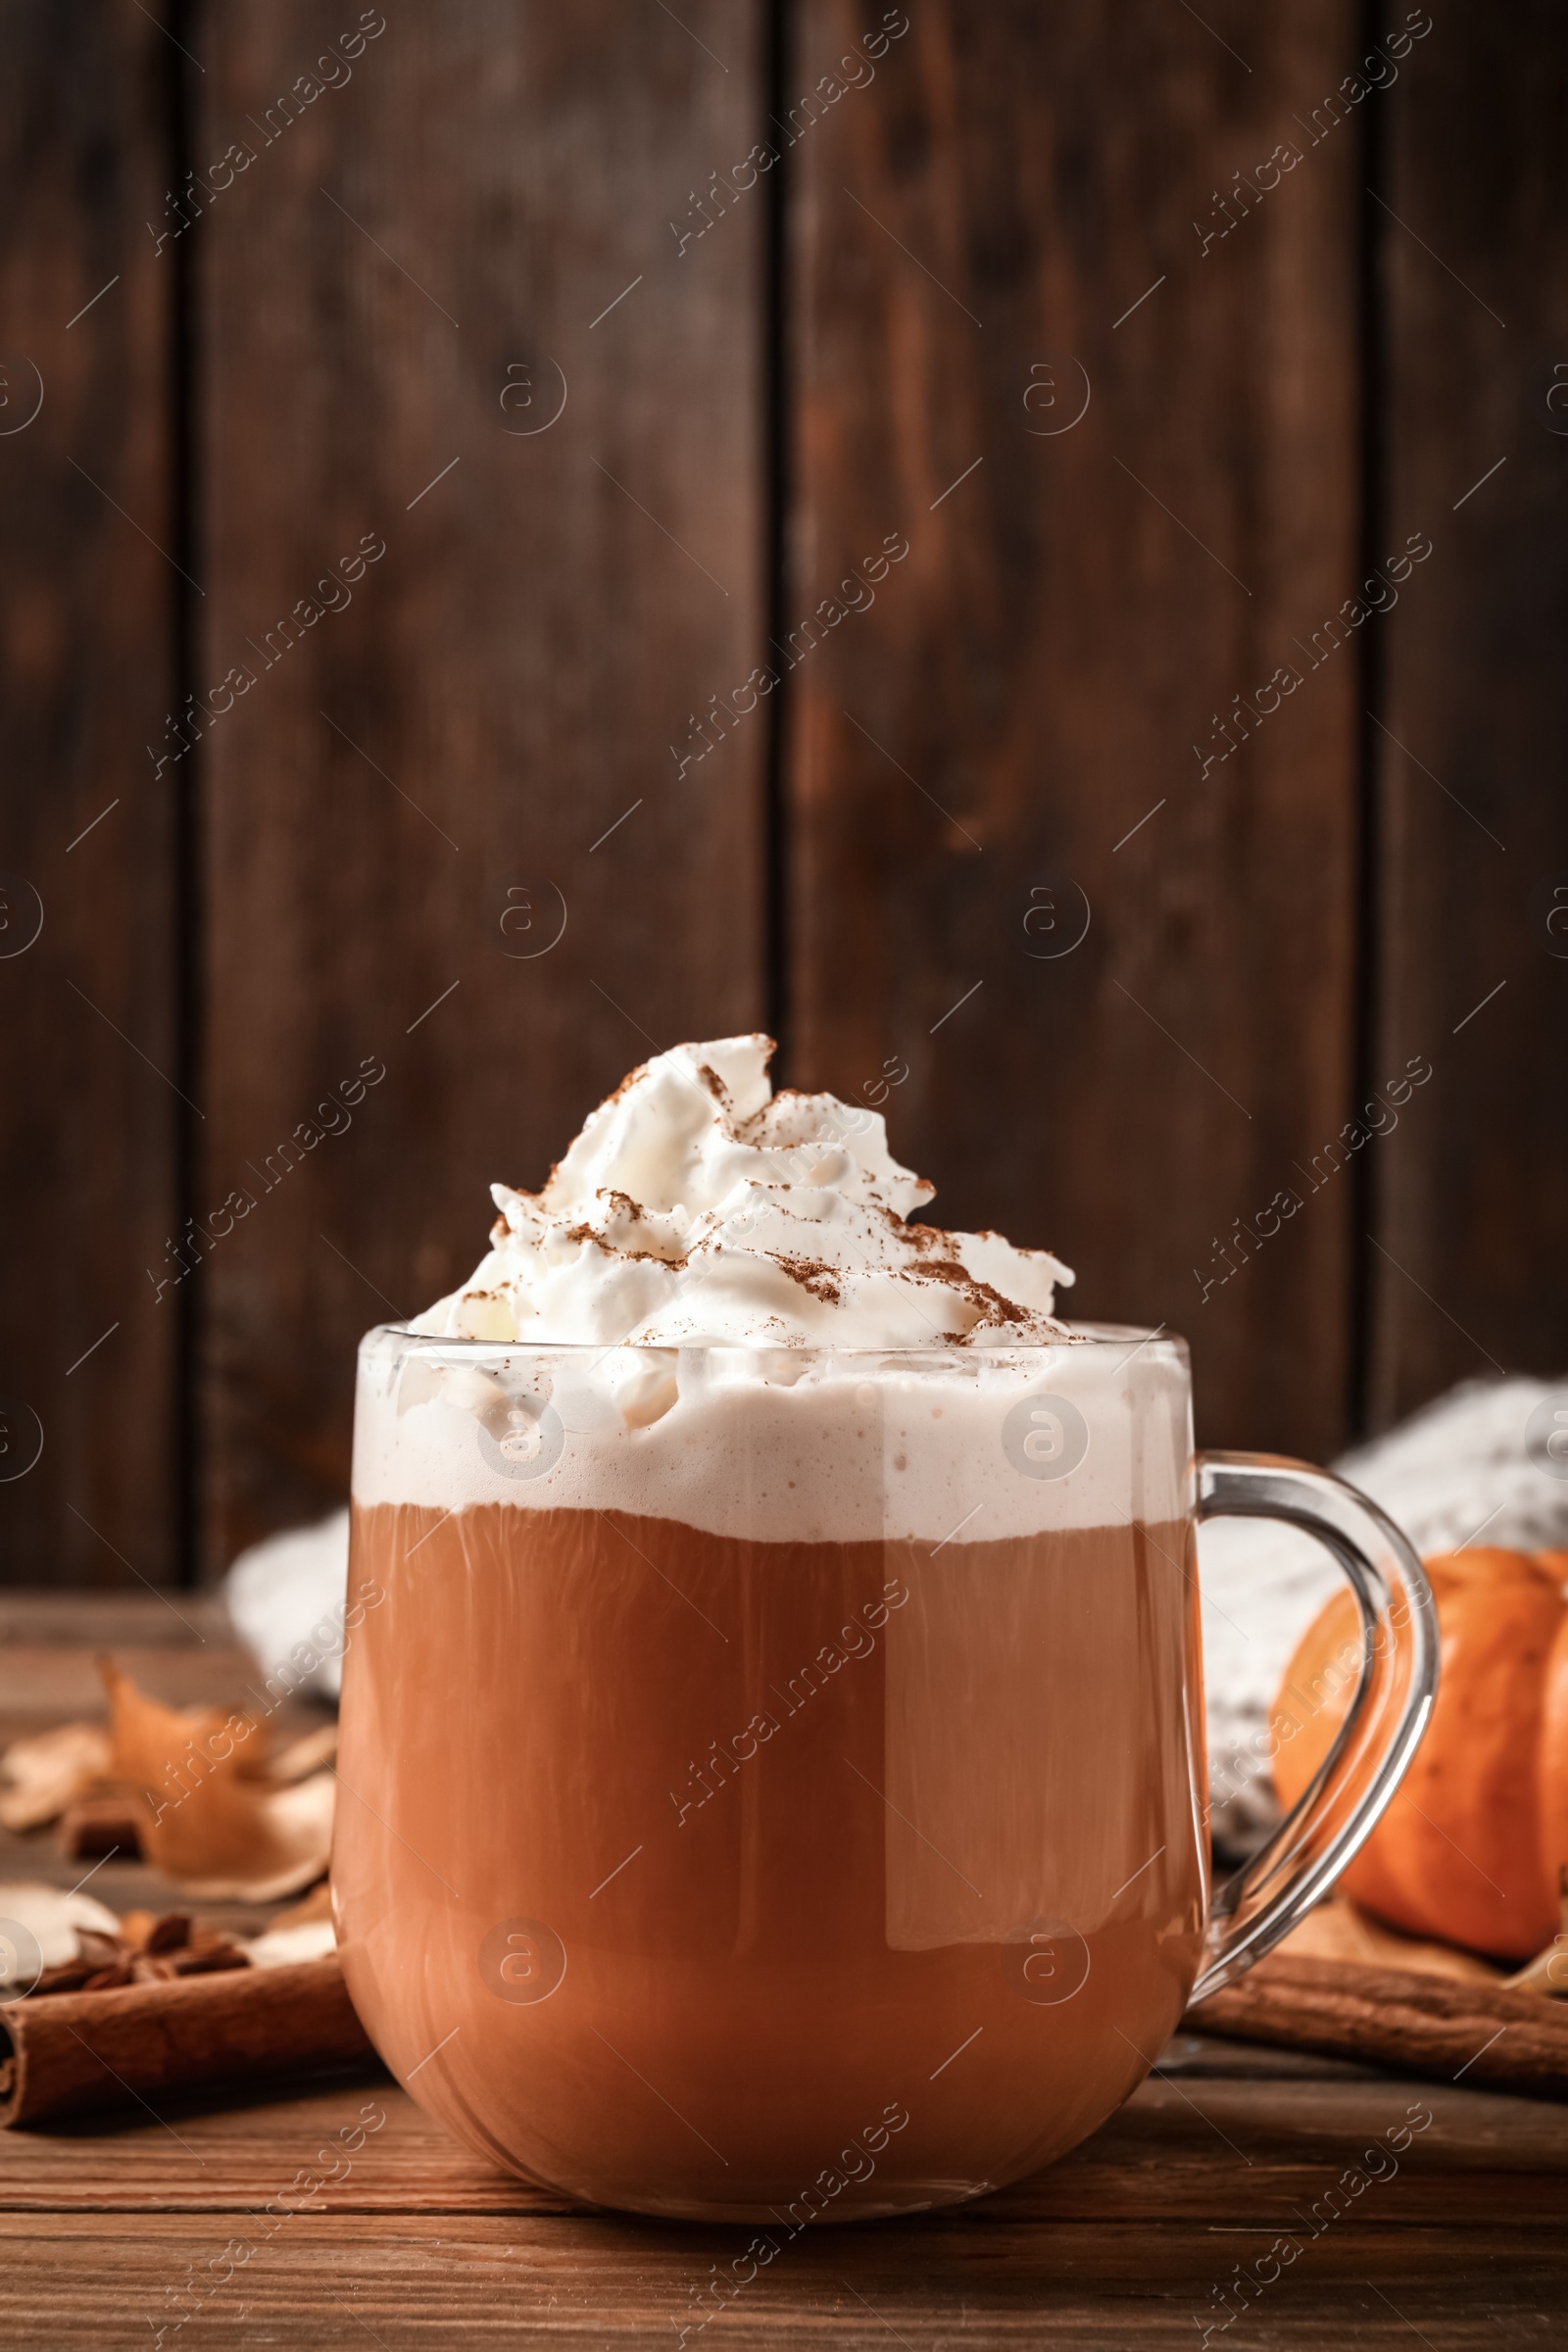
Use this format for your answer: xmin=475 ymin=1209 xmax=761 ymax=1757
xmin=411 ymin=1036 xmax=1074 ymax=1349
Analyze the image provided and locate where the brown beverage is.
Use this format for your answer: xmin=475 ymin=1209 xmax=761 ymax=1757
xmin=334 ymin=1496 xmax=1205 ymax=2222
xmin=334 ymin=1038 xmax=1436 ymax=2223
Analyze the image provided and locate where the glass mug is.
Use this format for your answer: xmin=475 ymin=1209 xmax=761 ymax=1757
xmin=334 ymin=1324 xmax=1436 ymax=2224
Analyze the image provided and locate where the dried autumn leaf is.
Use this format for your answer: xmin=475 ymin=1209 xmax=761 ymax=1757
xmin=99 ymin=1659 xmax=333 ymax=1903
xmin=269 ymin=1724 xmax=338 ymax=1784
xmin=245 ymin=1915 xmax=336 ymax=1968
xmin=1280 ymin=1896 xmax=1503 ymax=1985
xmin=1503 ymin=1868 xmax=1568 ymax=1997
xmin=270 ymin=1880 xmax=333 ymax=1932
xmin=0 ymin=1883 xmax=123 ymax=1995
xmin=0 ymin=1721 xmax=112 ymax=1832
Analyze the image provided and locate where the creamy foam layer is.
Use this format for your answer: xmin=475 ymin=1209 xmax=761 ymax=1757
xmin=351 ymin=1330 xmax=1193 ymax=1543
xmin=366 ymin=1038 xmax=1184 ymax=1541
xmin=409 ymin=1036 xmax=1074 ymax=1350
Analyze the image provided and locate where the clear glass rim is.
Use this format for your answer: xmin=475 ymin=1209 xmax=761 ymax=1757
xmin=361 ymin=1319 xmax=1190 ymax=1363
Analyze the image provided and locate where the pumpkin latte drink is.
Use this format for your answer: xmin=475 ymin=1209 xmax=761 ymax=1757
xmin=334 ymin=1037 xmax=1437 ymax=2221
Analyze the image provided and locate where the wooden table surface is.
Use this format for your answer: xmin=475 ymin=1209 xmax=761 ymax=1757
xmin=1 ymin=1598 xmax=1564 ymax=2348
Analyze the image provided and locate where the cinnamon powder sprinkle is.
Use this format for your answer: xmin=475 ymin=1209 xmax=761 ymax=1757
xmin=772 ymin=1256 xmax=843 ymax=1306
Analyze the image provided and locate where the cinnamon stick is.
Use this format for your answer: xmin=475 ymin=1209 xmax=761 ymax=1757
xmin=1186 ymin=1953 xmax=1568 ymax=2099
xmin=0 ymin=1956 xmax=378 ymax=2128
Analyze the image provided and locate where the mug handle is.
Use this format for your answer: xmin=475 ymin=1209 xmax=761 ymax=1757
xmin=1188 ymin=1450 xmax=1440 ymax=2002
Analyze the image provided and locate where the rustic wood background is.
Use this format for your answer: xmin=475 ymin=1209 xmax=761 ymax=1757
xmin=0 ymin=0 xmax=1561 ymax=1587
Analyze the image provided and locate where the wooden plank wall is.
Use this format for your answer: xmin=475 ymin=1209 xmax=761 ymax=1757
xmin=0 ymin=0 xmax=1561 ymax=1586
xmin=196 ymin=0 xmax=766 ymax=1567
xmin=787 ymin=0 xmax=1362 ymax=1461
xmin=0 ymin=4 xmax=181 ymax=1584
xmin=1370 ymin=4 xmax=1568 ymax=1425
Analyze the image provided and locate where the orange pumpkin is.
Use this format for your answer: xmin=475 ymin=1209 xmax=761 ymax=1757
xmin=1272 ymin=1546 xmax=1568 ymax=1962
